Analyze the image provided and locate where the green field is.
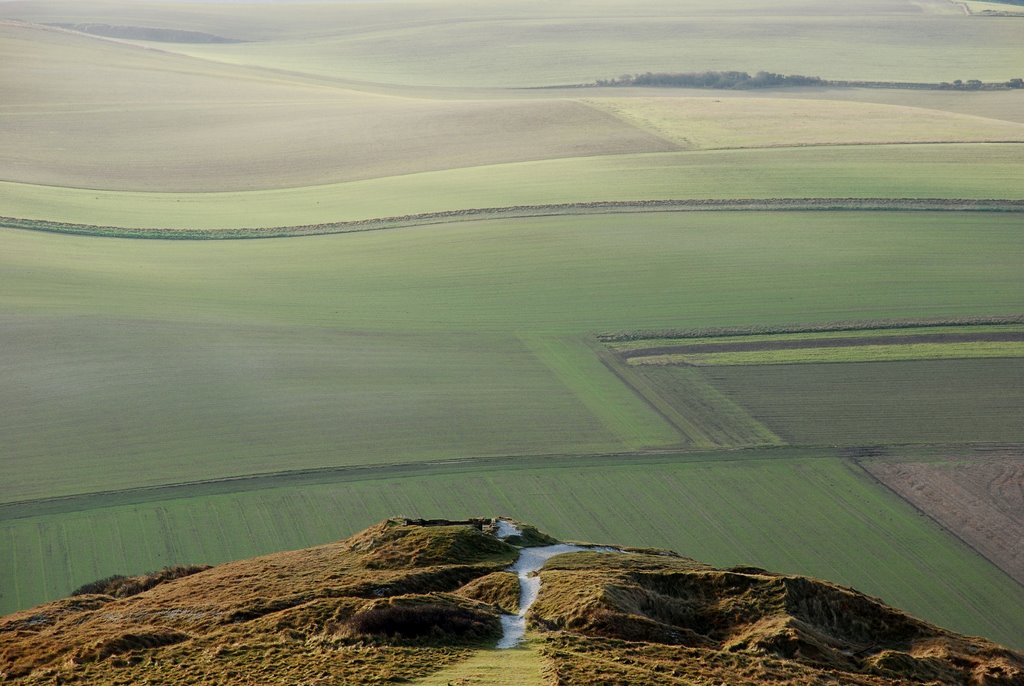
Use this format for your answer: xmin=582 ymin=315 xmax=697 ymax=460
xmin=4 ymin=453 xmax=1024 ymax=649
xmin=2 ymin=144 xmax=1021 ymax=229
xmin=0 ymin=317 xmax=625 ymax=500
xmin=705 ymin=359 xmax=1024 ymax=445
xmin=4 ymin=0 xmax=1024 ymax=656
xmin=3 ymin=212 xmax=1023 ymax=501
xmin=608 ymin=363 xmax=783 ymax=448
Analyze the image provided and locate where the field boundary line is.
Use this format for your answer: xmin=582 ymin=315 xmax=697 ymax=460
xmin=3 ymin=198 xmax=1024 ymax=240
xmin=517 ymin=334 xmax=681 ymax=449
xmin=598 ymin=315 xmax=1024 ymax=343
xmin=588 ymin=342 xmax=709 ymax=447
xmin=618 ymin=331 xmax=1024 ymax=358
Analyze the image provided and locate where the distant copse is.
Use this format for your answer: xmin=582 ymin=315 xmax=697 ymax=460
xmin=597 ymin=71 xmax=824 ymax=89
xmin=594 ymin=70 xmax=1024 ymax=90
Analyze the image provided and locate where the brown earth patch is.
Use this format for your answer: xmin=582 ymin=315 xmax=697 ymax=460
xmin=620 ymin=331 xmax=1024 ymax=359
xmin=863 ymin=453 xmax=1024 ymax=586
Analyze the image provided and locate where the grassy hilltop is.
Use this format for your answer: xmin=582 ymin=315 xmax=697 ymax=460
xmin=1 ymin=0 xmax=1023 ymax=655
xmin=2 ymin=519 xmax=1022 ymax=685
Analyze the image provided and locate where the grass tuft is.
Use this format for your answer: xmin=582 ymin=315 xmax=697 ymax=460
xmin=71 ymin=565 xmax=211 ymax=598
xmin=347 ymin=596 xmax=499 ymax=643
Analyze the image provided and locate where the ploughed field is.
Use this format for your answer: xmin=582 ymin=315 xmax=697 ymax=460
xmin=1 ymin=0 xmax=1023 ymax=655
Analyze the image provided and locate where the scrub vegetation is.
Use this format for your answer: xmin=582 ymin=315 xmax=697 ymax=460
xmin=2 ymin=520 xmax=1022 ymax=684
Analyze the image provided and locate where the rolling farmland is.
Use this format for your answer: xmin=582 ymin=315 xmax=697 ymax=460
xmin=600 ymin=324 xmax=1024 ymax=447
xmin=12 ymin=0 xmax=1017 ymax=87
xmin=0 ymin=22 xmax=674 ymax=192
xmin=2 ymin=0 xmax=1023 ymax=656
xmin=3 ymin=145 xmax=1021 ymax=231
xmin=2 ymin=212 xmax=1023 ymax=500
xmin=3 ymin=209 xmax=1024 ymax=643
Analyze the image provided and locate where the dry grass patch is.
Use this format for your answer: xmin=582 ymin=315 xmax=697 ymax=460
xmin=0 ymin=520 xmax=515 ymax=684
xmin=532 ymin=550 xmax=1024 ymax=685
xmin=455 ymin=572 xmax=521 ymax=614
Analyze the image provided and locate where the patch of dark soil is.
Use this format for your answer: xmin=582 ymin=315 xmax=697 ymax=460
xmin=600 ymin=315 xmax=1024 ymax=343
xmin=620 ymin=331 xmax=1024 ymax=359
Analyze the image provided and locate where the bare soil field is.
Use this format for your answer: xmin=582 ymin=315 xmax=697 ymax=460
xmin=864 ymin=453 xmax=1024 ymax=586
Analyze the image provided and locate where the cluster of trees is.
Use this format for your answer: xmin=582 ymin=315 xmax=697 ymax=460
xmin=592 ymin=71 xmax=1024 ymax=91
xmin=595 ymin=71 xmax=825 ymax=89
xmin=938 ymin=78 xmax=1023 ymax=90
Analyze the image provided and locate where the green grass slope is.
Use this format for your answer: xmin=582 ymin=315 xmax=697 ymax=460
xmin=2 ymin=211 xmax=1022 ymax=500
xmin=3 ymin=144 xmax=1022 ymax=229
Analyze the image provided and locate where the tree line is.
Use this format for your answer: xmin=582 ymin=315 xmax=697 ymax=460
xmin=592 ymin=71 xmax=1024 ymax=91
xmin=595 ymin=71 xmax=824 ymax=89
